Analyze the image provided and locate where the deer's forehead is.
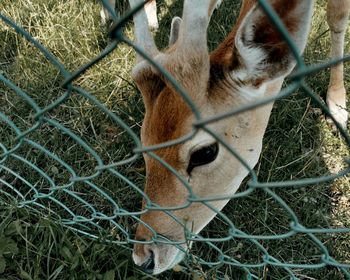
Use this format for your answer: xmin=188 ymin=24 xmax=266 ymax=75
xmin=142 ymin=87 xmax=194 ymax=146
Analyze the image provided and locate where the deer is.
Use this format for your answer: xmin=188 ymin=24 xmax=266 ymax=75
xmin=106 ymin=0 xmax=349 ymax=275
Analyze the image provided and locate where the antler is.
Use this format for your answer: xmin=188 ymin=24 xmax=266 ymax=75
xmin=176 ymin=0 xmax=218 ymax=51
xmin=129 ymin=0 xmax=159 ymax=63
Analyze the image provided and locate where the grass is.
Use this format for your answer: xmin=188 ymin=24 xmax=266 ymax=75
xmin=0 ymin=0 xmax=349 ymax=279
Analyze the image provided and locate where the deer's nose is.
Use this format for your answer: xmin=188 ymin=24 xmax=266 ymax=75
xmin=133 ymin=240 xmax=156 ymax=274
xmin=139 ymin=249 xmax=155 ymax=274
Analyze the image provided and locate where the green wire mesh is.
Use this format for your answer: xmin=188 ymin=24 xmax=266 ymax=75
xmin=1 ymin=0 xmax=350 ymax=279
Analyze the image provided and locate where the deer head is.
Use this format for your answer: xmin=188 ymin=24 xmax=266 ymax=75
xmin=129 ymin=0 xmax=314 ymax=274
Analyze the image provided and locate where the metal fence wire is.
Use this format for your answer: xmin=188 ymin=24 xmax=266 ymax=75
xmin=1 ymin=0 xmax=350 ymax=279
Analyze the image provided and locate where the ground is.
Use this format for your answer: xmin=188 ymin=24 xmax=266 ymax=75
xmin=0 ymin=0 xmax=349 ymax=279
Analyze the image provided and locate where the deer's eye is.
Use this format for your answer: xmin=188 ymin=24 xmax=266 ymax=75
xmin=187 ymin=143 xmax=219 ymax=175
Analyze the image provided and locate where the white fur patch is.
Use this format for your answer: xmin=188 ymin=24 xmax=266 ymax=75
xmin=234 ymin=45 xmax=267 ymax=81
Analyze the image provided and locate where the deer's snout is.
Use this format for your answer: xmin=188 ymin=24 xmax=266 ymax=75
xmin=132 ymin=223 xmax=186 ymax=275
xmin=132 ymin=241 xmax=185 ymax=275
xmin=133 ymin=243 xmax=155 ymax=274
xmin=133 ymin=224 xmax=158 ymax=274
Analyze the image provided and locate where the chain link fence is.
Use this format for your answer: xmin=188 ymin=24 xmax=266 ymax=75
xmin=1 ymin=0 xmax=350 ymax=279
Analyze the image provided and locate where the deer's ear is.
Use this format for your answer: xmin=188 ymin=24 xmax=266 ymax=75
xmin=232 ymin=0 xmax=313 ymax=86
